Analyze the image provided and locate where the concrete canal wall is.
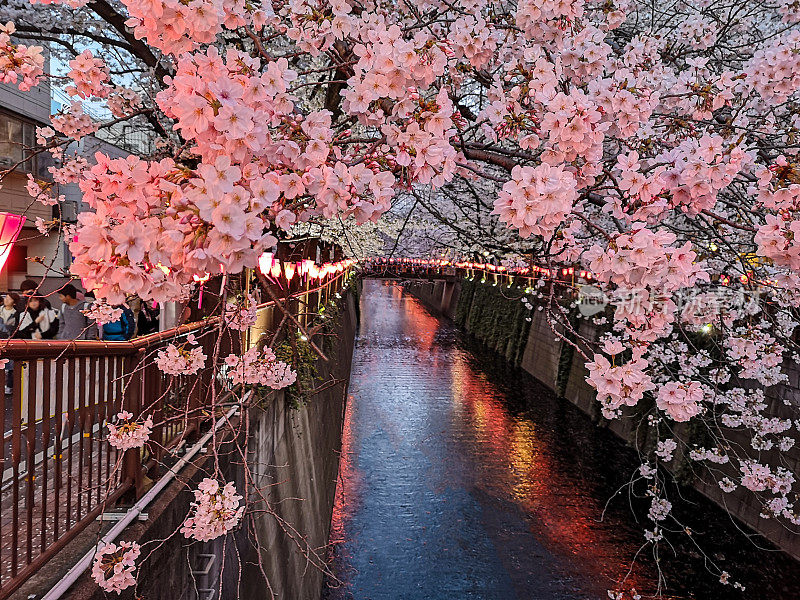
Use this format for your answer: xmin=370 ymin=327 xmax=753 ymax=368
xmin=404 ymin=278 xmax=800 ymax=562
xmin=59 ymin=290 xmax=359 ymax=600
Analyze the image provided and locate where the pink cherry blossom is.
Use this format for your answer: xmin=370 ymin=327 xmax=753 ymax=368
xmin=82 ymin=301 xmax=123 ymax=326
xmin=66 ymin=50 xmax=111 ymax=99
xmin=0 ymin=22 xmax=44 ymax=91
xmin=224 ymin=295 xmax=258 ymax=331
xmin=107 ymin=411 xmax=153 ymax=450
xmin=181 ymin=478 xmax=243 ymax=541
xmin=155 ymin=342 xmax=207 ymax=376
xmin=586 ymin=353 xmax=655 ymax=418
xmin=656 ymin=382 xmax=703 ymax=422
xmin=91 ymin=541 xmax=140 ymax=593
xmin=493 ymin=163 xmax=578 ymax=239
xmin=224 ymin=347 xmax=296 ymax=389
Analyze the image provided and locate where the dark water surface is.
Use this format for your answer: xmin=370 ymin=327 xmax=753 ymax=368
xmin=323 ymin=280 xmax=800 ymax=600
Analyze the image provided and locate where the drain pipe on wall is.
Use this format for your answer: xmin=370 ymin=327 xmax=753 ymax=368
xmin=42 ymin=403 xmax=242 ymax=600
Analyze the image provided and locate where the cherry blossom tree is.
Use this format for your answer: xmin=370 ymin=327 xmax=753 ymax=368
xmin=2 ymin=0 xmax=800 ymax=596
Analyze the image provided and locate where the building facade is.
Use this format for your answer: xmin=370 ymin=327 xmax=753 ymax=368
xmin=0 ymin=75 xmax=68 ymax=295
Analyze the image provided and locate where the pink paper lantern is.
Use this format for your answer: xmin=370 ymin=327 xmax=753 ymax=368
xmin=0 ymin=213 xmax=25 ymax=273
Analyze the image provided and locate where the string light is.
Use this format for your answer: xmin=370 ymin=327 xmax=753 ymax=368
xmin=255 ymin=252 xmax=356 ymax=285
xmin=363 ymin=258 xmax=757 ymax=289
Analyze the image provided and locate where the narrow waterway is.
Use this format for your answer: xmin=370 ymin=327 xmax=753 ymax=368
xmin=323 ymin=279 xmax=800 ymax=600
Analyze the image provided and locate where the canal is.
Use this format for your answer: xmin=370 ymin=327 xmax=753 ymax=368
xmin=323 ymin=279 xmax=800 ymax=600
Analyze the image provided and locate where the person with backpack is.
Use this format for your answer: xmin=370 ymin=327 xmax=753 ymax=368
xmin=57 ymin=284 xmax=98 ymax=340
xmin=101 ymin=304 xmax=135 ymax=341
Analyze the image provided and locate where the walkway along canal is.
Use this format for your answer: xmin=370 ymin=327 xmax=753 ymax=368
xmin=323 ymin=279 xmax=800 ymax=600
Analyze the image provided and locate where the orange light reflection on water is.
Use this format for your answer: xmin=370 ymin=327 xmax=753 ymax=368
xmin=448 ymin=347 xmax=657 ymax=597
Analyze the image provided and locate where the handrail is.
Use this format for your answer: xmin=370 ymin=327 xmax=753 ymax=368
xmin=0 ymin=321 xmax=215 ymax=358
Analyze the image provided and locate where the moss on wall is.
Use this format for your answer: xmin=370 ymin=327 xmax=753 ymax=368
xmin=454 ymin=277 xmax=475 ymax=327
xmin=453 ymin=278 xmax=532 ymax=368
xmin=274 ymin=334 xmax=318 ymax=409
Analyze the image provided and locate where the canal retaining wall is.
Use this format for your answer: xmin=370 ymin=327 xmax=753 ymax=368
xmin=404 ymin=278 xmax=800 ymax=561
xmin=55 ymin=289 xmax=359 ymax=600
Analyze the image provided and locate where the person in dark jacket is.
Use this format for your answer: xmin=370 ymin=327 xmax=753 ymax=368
xmin=102 ymin=304 xmax=135 ymax=341
xmin=16 ymin=296 xmax=59 ymax=340
xmin=17 ymin=279 xmax=51 ymax=311
xmin=128 ymin=297 xmax=158 ymax=337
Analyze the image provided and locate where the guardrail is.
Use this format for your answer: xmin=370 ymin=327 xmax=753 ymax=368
xmin=0 ymin=267 xmax=352 ymax=599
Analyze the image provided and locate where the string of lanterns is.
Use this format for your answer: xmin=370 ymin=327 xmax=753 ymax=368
xmin=256 ymin=252 xmax=356 ymax=283
xmin=363 ymin=257 xmax=757 ymax=287
xmin=362 ymin=257 xmax=595 ymax=282
xmin=179 ymin=255 xmax=757 ymax=299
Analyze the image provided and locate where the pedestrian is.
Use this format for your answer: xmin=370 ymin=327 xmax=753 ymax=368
xmin=17 ymin=279 xmax=51 ymax=311
xmin=0 ymin=292 xmax=19 ymax=337
xmin=57 ymin=284 xmax=98 ymax=340
xmin=0 ymin=292 xmax=18 ymax=395
xmin=16 ymin=296 xmax=59 ymax=340
xmin=128 ymin=297 xmax=158 ymax=337
xmin=17 ymin=280 xmax=34 ymax=312
xmin=102 ymin=304 xmax=135 ymax=341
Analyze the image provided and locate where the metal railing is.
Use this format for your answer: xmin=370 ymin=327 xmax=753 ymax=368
xmin=0 ymin=268 xmax=351 ymax=599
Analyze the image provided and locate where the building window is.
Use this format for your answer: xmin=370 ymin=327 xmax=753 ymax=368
xmin=0 ymin=112 xmax=37 ymax=174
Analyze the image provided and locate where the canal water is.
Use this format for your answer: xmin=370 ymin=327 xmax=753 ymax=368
xmin=323 ymin=279 xmax=800 ymax=600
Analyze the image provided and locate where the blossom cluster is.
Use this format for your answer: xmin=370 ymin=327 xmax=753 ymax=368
xmin=68 ymin=45 xmax=402 ymax=304
xmin=181 ymin=478 xmax=243 ymax=541
xmin=107 ymin=411 xmax=153 ymax=451
xmin=586 ymin=352 xmax=655 ymax=418
xmin=726 ymin=326 xmax=786 ymax=386
xmin=26 ymin=175 xmax=61 ymax=206
xmin=647 ymin=497 xmax=672 ymax=522
xmin=224 ymin=347 xmax=297 ymax=390
xmin=656 ymin=381 xmax=703 ymax=422
xmin=51 ymin=101 xmax=97 ymax=140
xmin=66 ymin=50 xmax=110 ymax=99
xmin=121 ymin=0 xmax=234 ymax=55
xmin=745 ymin=30 xmax=800 ymax=106
xmin=493 ymin=164 xmax=578 ymax=239
xmin=155 ymin=341 xmax=207 ymax=376
xmin=0 ymin=21 xmax=44 ymax=91
xmin=585 ymin=227 xmax=708 ymax=341
xmin=91 ymin=541 xmax=140 ymax=593
xmin=50 ymin=156 xmax=89 ymax=185
xmin=284 ymin=0 xmax=353 ymax=56
xmin=224 ymin=295 xmax=258 ymax=331
xmin=106 ymin=87 xmax=143 ymax=119
xmin=82 ymin=300 xmax=122 ymax=326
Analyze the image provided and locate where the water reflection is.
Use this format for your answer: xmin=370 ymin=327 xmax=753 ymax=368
xmin=324 ymin=280 xmax=800 ymax=600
